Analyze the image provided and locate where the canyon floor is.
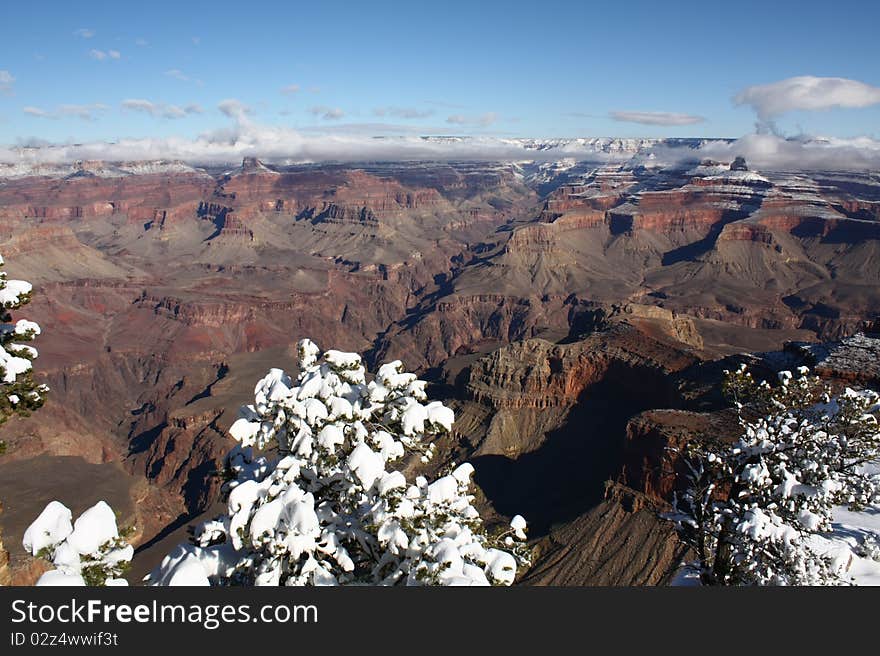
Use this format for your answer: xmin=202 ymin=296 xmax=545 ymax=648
xmin=1 ymin=151 xmax=878 ymax=584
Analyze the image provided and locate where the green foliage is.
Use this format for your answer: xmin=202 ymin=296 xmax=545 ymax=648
xmin=672 ymin=364 xmax=880 ymax=585
xmin=0 ymin=255 xmax=48 ymax=431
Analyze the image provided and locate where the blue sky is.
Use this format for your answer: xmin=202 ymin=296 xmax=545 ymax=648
xmin=1 ymin=0 xmax=879 ymax=145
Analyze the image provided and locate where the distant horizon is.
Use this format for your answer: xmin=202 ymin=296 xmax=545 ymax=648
xmin=1 ymin=131 xmax=878 ymax=173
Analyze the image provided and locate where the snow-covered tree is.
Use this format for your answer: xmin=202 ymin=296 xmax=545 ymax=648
xmin=23 ymin=500 xmax=133 ymax=586
xmin=669 ymin=365 xmax=880 ymax=585
xmin=147 ymin=339 xmax=530 ymax=586
xmin=0 ymin=252 xmax=48 ymax=447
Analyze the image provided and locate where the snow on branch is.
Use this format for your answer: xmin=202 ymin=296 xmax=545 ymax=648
xmin=148 ymin=338 xmax=531 ymax=586
xmin=669 ymin=365 xmax=880 ymax=586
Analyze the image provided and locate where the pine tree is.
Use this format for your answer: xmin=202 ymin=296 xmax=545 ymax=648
xmin=669 ymin=365 xmax=880 ymax=585
xmin=0 ymin=252 xmax=48 ymax=448
xmin=147 ymin=339 xmax=531 ymax=586
xmin=23 ymin=500 xmax=134 ymax=586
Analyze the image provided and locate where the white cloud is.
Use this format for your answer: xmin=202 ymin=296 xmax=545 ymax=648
xmin=165 ymin=69 xmax=190 ymax=81
xmin=90 ymin=49 xmax=121 ymax=61
xmin=735 ymin=76 xmax=880 ymax=122
xmin=218 ymin=99 xmax=252 ymax=120
xmin=74 ymin=28 xmax=95 ymax=39
xmin=610 ymin=110 xmax=705 ymax=126
xmin=122 ymin=99 xmax=203 ymax=119
xmin=374 ymin=106 xmax=434 ymax=119
xmin=57 ymin=104 xmax=109 ymax=121
xmin=281 ymin=84 xmax=300 ymax=95
xmin=22 ymin=103 xmax=109 ymax=121
xmin=121 ymin=99 xmax=155 ymax=114
xmin=309 ymin=106 xmax=345 ymax=120
xmin=22 ymin=106 xmax=49 ymax=118
xmin=5 ymin=111 xmax=880 ymax=171
xmin=690 ymin=133 xmax=880 ymax=171
xmin=297 ymin=122 xmax=454 ymax=135
xmin=0 ymin=70 xmax=14 ymax=94
xmin=135 ymin=37 xmax=148 ymax=47
xmin=446 ymin=112 xmax=498 ymax=127
xmin=425 ymin=99 xmax=467 ymax=109
xmin=0 ymin=129 xmax=526 ymax=165
xmin=180 ymin=103 xmax=205 ymax=116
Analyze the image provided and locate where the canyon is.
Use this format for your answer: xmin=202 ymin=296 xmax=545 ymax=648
xmin=0 ymin=153 xmax=878 ymax=584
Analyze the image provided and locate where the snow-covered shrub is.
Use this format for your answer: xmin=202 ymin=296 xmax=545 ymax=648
xmin=0 ymin=252 xmax=48 ymax=440
xmin=148 ymin=339 xmax=530 ymax=586
xmin=23 ymin=500 xmax=133 ymax=586
xmin=670 ymin=365 xmax=880 ymax=585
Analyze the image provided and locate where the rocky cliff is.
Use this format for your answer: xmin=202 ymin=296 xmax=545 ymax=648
xmin=0 ymin=158 xmax=878 ymax=585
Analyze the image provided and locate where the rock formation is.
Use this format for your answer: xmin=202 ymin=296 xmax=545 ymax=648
xmin=0 ymin=156 xmax=878 ymax=584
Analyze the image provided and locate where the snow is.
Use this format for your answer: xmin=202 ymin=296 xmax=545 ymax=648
xmin=326 ymin=396 xmax=354 ymax=420
xmin=163 ymin=555 xmax=212 ymax=586
xmin=281 ymin=492 xmax=320 ymax=533
xmin=26 ymin=500 xmax=134 ymax=586
xmin=425 ymin=401 xmax=454 ymax=432
xmin=23 ymin=501 xmax=73 ymax=555
xmin=297 ymin=338 xmax=320 ymax=369
xmin=0 ymin=279 xmax=32 ymax=306
xmin=35 ymin=570 xmax=86 ymax=586
xmin=0 ymin=350 xmax=32 ymax=382
xmin=0 ymin=159 xmax=202 ymax=180
xmin=9 ymin=343 xmax=38 ymax=358
xmin=324 ymin=349 xmax=361 ymax=369
xmin=317 ymin=423 xmax=345 ymax=450
xmin=14 ymin=319 xmax=40 ymax=335
xmin=377 ymin=470 xmax=406 ymax=495
xmin=301 ymin=397 xmax=329 ymax=424
xmin=0 ymin=265 xmax=42 ymax=385
xmin=427 ymin=475 xmax=458 ymax=504
xmin=228 ymin=479 xmax=262 ymax=515
xmin=510 ymin=515 xmax=528 ymax=540
xmin=671 ymin=373 xmax=880 ymax=586
xmin=147 ymin=338 xmax=528 ymax=587
xmin=249 ymin=497 xmax=285 ymax=543
xmin=67 ymin=501 xmax=119 ymax=555
xmin=146 ymin=544 xmax=233 ymax=586
xmin=51 ymin=541 xmax=82 ymax=571
xmin=400 ymin=401 xmax=428 ymax=436
xmin=483 ymin=549 xmax=517 ymax=585
xmin=452 ymin=463 xmax=474 ymax=484
xmin=816 ymin=504 xmax=880 ymax=585
xmin=229 ymin=417 xmax=260 ymax=445
xmin=347 ymin=442 xmax=385 ymax=489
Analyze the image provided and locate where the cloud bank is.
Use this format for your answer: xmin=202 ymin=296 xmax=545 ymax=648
xmin=692 ymin=133 xmax=880 ymax=171
xmin=374 ymin=107 xmax=434 ymax=119
xmin=735 ymin=76 xmax=880 ymax=124
xmin=122 ymin=99 xmax=204 ymax=119
xmin=446 ymin=112 xmax=498 ymax=127
xmin=22 ymin=103 xmax=109 ymax=121
xmin=4 ymin=106 xmax=880 ymax=171
xmin=217 ymin=99 xmax=253 ymax=121
xmin=309 ymin=106 xmax=345 ymax=120
xmin=610 ymin=110 xmax=705 ymax=126
xmin=89 ymin=49 xmax=121 ymax=61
